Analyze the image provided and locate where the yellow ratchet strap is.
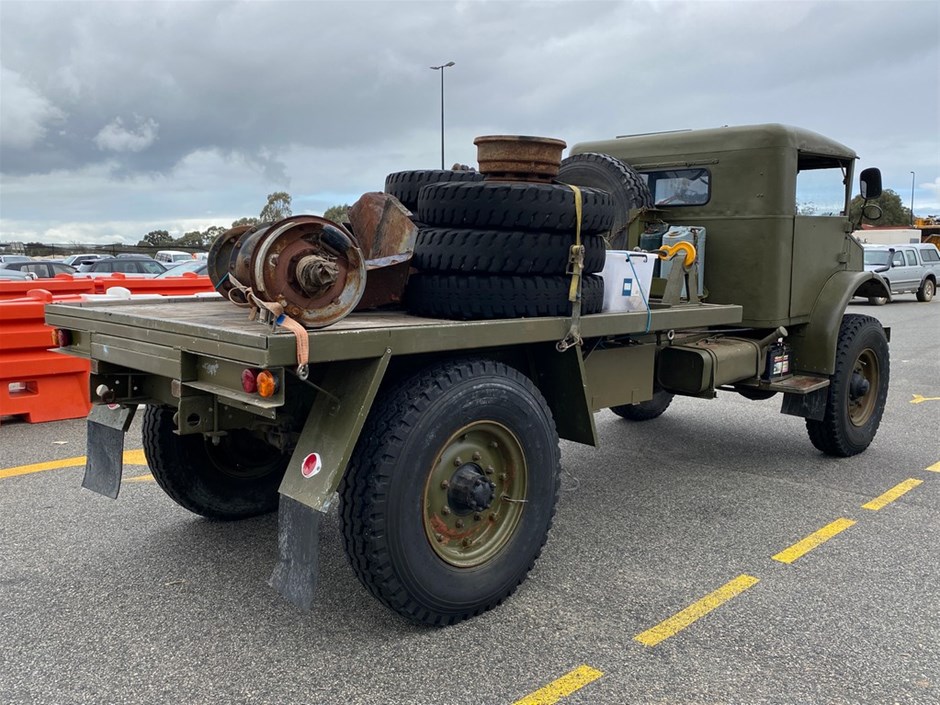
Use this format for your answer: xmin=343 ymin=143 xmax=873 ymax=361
xmin=557 ymin=184 xmax=585 ymax=352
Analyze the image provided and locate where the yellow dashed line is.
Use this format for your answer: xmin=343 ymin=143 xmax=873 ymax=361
xmin=512 ymin=666 xmax=603 ymax=705
xmin=634 ymin=574 xmax=759 ymax=647
xmin=862 ymin=478 xmax=923 ymax=511
xmin=772 ymin=518 xmax=856 ymax=564
xmin=0 ymin=450 xmax=148 ymax=480
xmin=926 ymin=460 xmax=940 ymax=473
xmin=125 ymin=473 xmax=155 ymax=483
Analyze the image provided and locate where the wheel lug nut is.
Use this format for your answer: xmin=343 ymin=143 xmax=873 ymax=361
xmin=441 ymin=506 xmax=451 ymax=515
xmin=489 ymin=513 xmax=497 ymax=522
xmin=435 ymin=533 xmax=444 ymax=542
xmin=440 ymin=480 xmax=450 ymax=489
xmin=462 ymin=538 xmax=472 ymax=547
xmin=455 ymin=519 xmax=464 ymax=529
xmin=472 ymin=451 xmax=481 ymax=461
xmin=474 ymin=513 xmax=481 ymax=521
xmin=484 ymin=466 xmax=494 ymax=475
xmin=499 ymin=472 xmax=508 ymax=481
xmin=489 ymin=441 xmax=498 ymax=449
xmin=453 ymin=457 xmax=462 ymax=467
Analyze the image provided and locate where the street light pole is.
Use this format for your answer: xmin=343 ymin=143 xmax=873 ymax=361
xmin=910 ymin=171 xmax=915 ymax=226
xmin=430 ymin=61 xmax=455 ymax=169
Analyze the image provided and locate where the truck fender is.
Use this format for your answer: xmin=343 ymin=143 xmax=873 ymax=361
xmin=792 ymin=271 xmax=890 ymax=375
xmin=526 ymin=342 xmax=598 ymax=447
xmin=270 ymin=352 xmax=390 ymax=610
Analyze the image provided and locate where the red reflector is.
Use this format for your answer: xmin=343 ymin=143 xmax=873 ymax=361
xmin=301 ymin=453 xmax=322 ymax=478
xmin=241 ymin=369 xmax=258 ymax=393
xmin=53 ymin=329 xmax=72 ymax=347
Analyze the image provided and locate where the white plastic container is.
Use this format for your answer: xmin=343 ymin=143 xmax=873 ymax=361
xmin=600 ymin=251 xmax=655 ymax=312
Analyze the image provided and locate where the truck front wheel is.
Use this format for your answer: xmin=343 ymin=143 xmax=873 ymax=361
xmin=141 ymin=406 xmax=289 ymax=519
xmin=339 ymin=359 xmax=561 ymax=626
xmin=805 ymin=314 xmax=889 ymax=457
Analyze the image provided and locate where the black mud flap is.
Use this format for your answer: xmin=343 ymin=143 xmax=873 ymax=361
xmin=268 ymin=495 xmax=321 ymax=611
xmin=83 ymin=404 xmax=137 ymax=499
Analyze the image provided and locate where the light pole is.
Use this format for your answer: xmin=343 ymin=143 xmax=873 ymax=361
xmin=430 ymin=61 xmax=455 ymax=169
xmin=910 ymin=171 xmax=915 ymax=226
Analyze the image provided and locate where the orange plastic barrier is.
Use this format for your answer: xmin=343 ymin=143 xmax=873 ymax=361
xmin=90 ymin=272 xmax=215 ymax=296
xmin=0 ymin=290 xmax=91 ymax=424
xmin=0 ymin=274 xmax=96 ymax=301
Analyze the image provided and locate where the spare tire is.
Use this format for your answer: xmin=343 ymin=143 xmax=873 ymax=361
xmin=385 ymin=170 xmax=484 ymax=212
xmin=406 ymin=273 xmax=604 ymax=320
xmin=557 ymin=153 xmax=653 ymax=249
xmin=417 ymin=181 xmax=613 ymax=235
xmin=413 ymin=228 xmax=607 ymax=275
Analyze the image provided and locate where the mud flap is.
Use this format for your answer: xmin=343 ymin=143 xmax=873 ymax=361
xmin=82 ymin=404 xmax=136 ymax=499
xmin=267 ymin=496 xmax=321 ymax=610
xmin=269 ymin=353 xmax=390 ymax=610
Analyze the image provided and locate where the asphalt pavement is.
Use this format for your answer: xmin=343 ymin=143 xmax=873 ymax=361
xmin=1 ymin=298 xmax=938 ymax=705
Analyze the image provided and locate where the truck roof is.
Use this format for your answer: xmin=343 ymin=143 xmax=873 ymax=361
xmin=571 ymin=123 xmax=857 ymax=163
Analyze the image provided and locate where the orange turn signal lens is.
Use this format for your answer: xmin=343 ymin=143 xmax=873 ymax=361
xmin=257 ymin=370 xmax=278 ymax=398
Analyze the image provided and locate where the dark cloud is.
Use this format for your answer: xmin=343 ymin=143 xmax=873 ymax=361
xmin=1 ymin=0 xmax=938 ymax=243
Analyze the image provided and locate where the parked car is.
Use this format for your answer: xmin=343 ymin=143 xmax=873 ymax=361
xmin=0 ymin=260 xmax=77 ymax=278
xmin=0 ymin=254 xmax=33 ymax=264
xmin=155 ymin=250 xmax=196 ymax=265
xmin=862 ymin=243 xmax=939 ymax=304
xmin=62 ymin=253 xmax=107 ymax=266
xmin=76 ymin=256 xmax=168 ymax=277
xmin=154 ymin=260 xmax=208 ymax=277
xmin=0 ymin=267 xmax=37 ymax=280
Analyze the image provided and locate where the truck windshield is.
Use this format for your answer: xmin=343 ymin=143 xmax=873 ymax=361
xmin=796 ymin=155 xmax=850 ymax=216
xmin=864 ymin=250 xmax=891 ymax=267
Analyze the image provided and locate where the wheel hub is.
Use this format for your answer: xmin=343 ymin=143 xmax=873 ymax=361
xmin=850 ymin=372 xmax=871 ymax=400
xmin=447 ymin=463 xmax=496 ymax=514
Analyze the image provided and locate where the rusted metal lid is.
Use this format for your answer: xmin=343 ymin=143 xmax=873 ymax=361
xmin=473 ymin=135 xmax=567 ymax=181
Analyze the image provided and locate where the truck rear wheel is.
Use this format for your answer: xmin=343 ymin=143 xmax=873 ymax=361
xmin=805 ymin=314 xmax=889 ymax=457
xmin=609 ymin=390 xmax=674 ymax=421
xmin=916 ymin=278 xmax=935 ymax=302
xmin=141 ymin=406 xmax=288 ymax=519
xmin=339 ymin=359 xmax=561 ymax=626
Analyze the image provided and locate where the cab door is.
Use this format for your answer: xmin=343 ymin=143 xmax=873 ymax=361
xmin=889 ymin=248 xmax=917 ymax=291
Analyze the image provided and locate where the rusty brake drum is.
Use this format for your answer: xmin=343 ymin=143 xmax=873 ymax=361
xmin=248 ymin=215 xmax=365 ymax=328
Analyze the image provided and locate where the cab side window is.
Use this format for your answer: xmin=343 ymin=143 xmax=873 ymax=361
xmin=922 ymin=248 xmax=940 ymax=263
xmin=891 ymin=251 xmax=905 ymax=266
xmin=905 ymin=250 xmax=917 ymax=266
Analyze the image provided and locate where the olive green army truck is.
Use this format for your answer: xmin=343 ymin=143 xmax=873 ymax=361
xmin=46 ymin=123 xmax=891 ymax=626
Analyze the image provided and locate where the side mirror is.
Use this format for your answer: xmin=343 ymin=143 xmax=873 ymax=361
xmin=860 ymin=168 xmax=882 ymax=200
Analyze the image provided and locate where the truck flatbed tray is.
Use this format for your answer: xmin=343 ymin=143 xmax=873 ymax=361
xmin=46 ymin=297 xmax=743 ymax=368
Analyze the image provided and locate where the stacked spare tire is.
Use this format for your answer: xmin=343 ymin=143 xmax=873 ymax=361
xmin=385 ymin=136 xmax=615 ymax=320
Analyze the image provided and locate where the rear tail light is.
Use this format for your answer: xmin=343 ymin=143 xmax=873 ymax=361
xmin=241 ymin=368 xmax=258 ymax=393
xmin=257 ymin=370 xmax=278 ymax=398
xmin=52 ymin=328 xmax=72 ymax=347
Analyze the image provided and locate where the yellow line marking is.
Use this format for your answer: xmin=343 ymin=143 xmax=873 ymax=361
xmin=0 ymin=449 xmax=149 ymax=479
xmin=125 ymin=473 xmax=155 ymax=483
xmin=634 ymin=574 xmax=759 ymax=647
xmin=772 ymin=518 xmax=856 ymax=564
xmin=910 ymin=394 xmax=940 ymax=404
xmin=512 ymin=666 xmax=604 ymax=705
xmin=927 ymin=460 xmax=940 ymax=473
xmin=862 ymin=478 xmax=923 ymax=511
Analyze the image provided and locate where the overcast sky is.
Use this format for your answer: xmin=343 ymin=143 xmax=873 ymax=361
xmin=1 ymin=0 xmax=938 ymax=246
